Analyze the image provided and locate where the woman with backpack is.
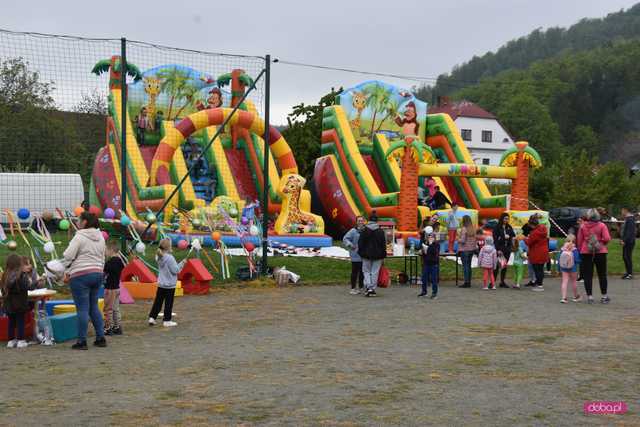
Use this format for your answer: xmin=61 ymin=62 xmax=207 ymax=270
xmin=525 ymin=215 xmax=549 ymax=292
xmin=577 ymin=208 xmax=611 ymax=304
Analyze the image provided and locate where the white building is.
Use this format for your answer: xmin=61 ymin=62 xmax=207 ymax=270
xmin=428 ymin=99 xmax=514 ymax=166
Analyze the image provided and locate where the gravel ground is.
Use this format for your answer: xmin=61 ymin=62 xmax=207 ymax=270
xmin=1 ymin=277 xmax=639 ymax=426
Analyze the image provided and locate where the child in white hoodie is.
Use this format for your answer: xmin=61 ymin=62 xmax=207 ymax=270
xmin=148 ymin=239 xmax=185 ymax=327
xmin=478 ymin=236 xmax=498 ymax=290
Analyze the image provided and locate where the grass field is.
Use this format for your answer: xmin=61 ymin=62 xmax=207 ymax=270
xmin=0 ymin=231 xmax=637 ymax=287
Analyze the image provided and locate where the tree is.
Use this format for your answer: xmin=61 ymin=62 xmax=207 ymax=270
xmin=0 ymin=57 xmax=54 ymax=109
xmin=363 ymin=83 xmax=391 ymax=139
xmin=72 ymin=89 xmax=107 ymax=115
xmin=92 ymin=56 xmax=142 ymax=90
xmin=496 ymin=94 xmax=563 ymax=163
xmin=173 ymin=83 xmax=199 ymax=119
xmin=281 ymin=88 xmax=342 ymax=180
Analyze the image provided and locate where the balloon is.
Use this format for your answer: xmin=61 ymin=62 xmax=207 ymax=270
xmin=244 ymin=242 xmax=255 ymax=252
xmin=135 ymin=242 xmax=146 ymax=254
xmin=249 ymin=225 xmax=259 ymax=236
xmin=120 ymin=215 xmax=131 ymax=226
xmin=211 ymin=231 xmax=221 ymax=241
xmin=177 ymin=239 xmax=189 ymax=250
xmin=58 ymin=219 xmax=70 ymax=231
xmin=89 ymin=205 xmax=101 ymax=216
xmin=104 ymin=208 xmax=115 ymax=219
xmin=17 ymin=208 xmax=30 ymax=220
xmin=191 ymin=238 xmax=202 ymax=251
xmin=241 ymin=216 xmax=249 ymax=225
xmin=192 ymin=218 xmax=201 ymax=227
xmin=42 ymin=210 xmax=54 ymax=221
xmin=43 ymin=241 xmax=55 ymax=254
xmin=145 ymin=212 xmax=157 ymax=224
xmin=7 ymin=240 xmax=17 ymax=251
xmin=73 ymin=206 xmax=84 ymax=217
xmin=101 ymin=231 xmax=109 ymax=241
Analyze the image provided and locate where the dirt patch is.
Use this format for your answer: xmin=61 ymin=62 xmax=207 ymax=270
xmin=1 ymin=278 xmax=639 ymax=426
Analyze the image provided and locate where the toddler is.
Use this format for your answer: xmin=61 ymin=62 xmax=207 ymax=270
xmin=478 ymin=236 xmax=498 ymax=290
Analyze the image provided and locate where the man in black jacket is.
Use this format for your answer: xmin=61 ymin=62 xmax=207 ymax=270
xmin=428 ymin=186 xmax=452 ymax=210
xmin=620 ymin=207 xmax=636 ymax=279
xmin=357 ymin=212 xmax=387 ymax=297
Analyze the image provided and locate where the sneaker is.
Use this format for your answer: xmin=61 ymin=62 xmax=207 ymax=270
xmin=418 ymin=292 xmax=427 ymax=297
xmin=148 ymin=317 xmax=156 ymax=326
xmin=532 ymin=286 xmax=544 ymax=292
xmin=482 ymin=286 xmax=489 ymax=290
xmin=111 ymin=327 xmax=123 ymax=335
xmin=499 ymin=283 xmax=510 ymax=289
xmin=369 ymin=290 xmax=377 ymax=297
xmin=163 ymin=321 xmax=178 ymax=327
xmin=587 ymin=297 xmax=594 ymax=304
xmin=71 ymin=341 xmax=88 ymax=350
xmin=600 ymin=296 xmax=611 ymax=304
xmin=525 ymin=282 xmax=535 ymax=287
xmin=458 ymin=283 xmax=471 ymax=288
xmin=6 ymin=339 xmax=17 ymax=348
xmin=430 ymin=294 xmax=438 ymax=300
xmin=560 ymin=298 xmax=568 ymax=304
xmin=104 ymin=327 xmax=113 ymax=336
xmin=349 ymin=289 xmax=359 ymax=295
xmin=16 ymin=340 xmax=28 ymax=349
xmin=572 ymin=295 xmax=582 ymax=302
xmin=512 ymin=284 xmax=521 ymax=289
xmin=577 ymin=277 xmax=584 ymax=283
xmin=622 ymin=274 xmax=633 ymax=280
xmin=490 ymin=286 xmax=497 ymax=290
xmin=93 ymin=337 xmax=107 ymax=348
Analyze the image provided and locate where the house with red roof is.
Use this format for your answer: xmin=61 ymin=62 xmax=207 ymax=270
xmin=428 ymin=97 xmax=514 ymax=166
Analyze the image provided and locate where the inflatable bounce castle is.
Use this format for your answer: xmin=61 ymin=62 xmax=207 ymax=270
xmin=89 ymin=56 xmax=329 ymax=247
xmin=313 ymin=81 xmax=547 ymax=237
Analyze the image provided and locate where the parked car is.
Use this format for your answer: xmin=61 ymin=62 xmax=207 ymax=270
xmin=548 ymin=207 xmax=588 ymax=237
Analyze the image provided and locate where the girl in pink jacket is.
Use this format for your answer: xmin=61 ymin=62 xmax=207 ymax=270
xmin=478 ymin=236 xmax=498 ymax=290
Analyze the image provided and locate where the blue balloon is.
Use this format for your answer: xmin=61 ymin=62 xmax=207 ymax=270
xmin=120 ymin=214 xmax=131 ymax=226
xmin=17 ymin=208 xmax=30 ymax=220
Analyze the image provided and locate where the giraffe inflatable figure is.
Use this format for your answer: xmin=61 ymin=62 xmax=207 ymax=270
xmin=143 ymin=76 xmax=161 ymax=130
xmin=350 ymin=91 xmax=367 ymax=130
xmin=274 ymin=174 xmax=325 ymax=234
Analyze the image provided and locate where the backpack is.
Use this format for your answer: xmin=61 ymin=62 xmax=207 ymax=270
xmin=587 ymin=232 xmax=601 ymax=254
xmin=377 ymin=265 xmax=390 ymax=288
xmin=559 ymin=249 xmax=574 ymax=270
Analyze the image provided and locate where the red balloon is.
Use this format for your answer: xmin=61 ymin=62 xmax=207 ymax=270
xmin=177 ymin=239 xmax=189 ymax=250
xmin=244 ymin=242 xmax=256 ymax=252
xmin=89 ymin=205 xmax=101 ymax=216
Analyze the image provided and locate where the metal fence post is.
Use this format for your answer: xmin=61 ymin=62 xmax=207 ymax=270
xmin=261 ymin=54 xmax=271 ymax=274
xmin=120 ymin=37 xmax=127 ymax=253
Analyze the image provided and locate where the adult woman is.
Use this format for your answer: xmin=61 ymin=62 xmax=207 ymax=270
xmin=576 ymin=208 xmax=611 ymax=304
xmin=493 ymin=212 xmax=515 ymax=288
xmin=457 ymin=215 xmax=476 ymax=288
xmin=63 ymin=212 xmax=107 ymax=350
xmin=525 ymin=215 xmax=549 ymax=292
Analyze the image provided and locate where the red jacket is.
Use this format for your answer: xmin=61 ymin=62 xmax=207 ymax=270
xmin=576 ymin=221 xmax=611 ymax=254
xmin=525 ymin=224 xmax=549 ymax=264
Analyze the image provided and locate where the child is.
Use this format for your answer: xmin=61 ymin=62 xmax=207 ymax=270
xmin=419 ymin=232 xmax=440 ymax=299
xmin=2 ymin=255 xmax=30 ymax=348
xmin=103 ymin=243 xmax=126 ymax=335
xmin=148 ymin=239 xmax=185 ymax=327
xmin=21 ymin=257 xmax=41 ymax=290
xmin=446 ymin=204 xmax=459 ymax=253
xmin=512 ymin=238 xmax=527 ymax=289
xmin=475 ymin=229 xmax=486 ymax=254
xmin=559 ymin=234 xmax=582 ymax=303
xmin=478 ymin=236 xmax=498 ymax=290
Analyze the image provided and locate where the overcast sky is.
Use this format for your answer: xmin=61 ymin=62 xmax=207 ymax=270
xmin=1 ymin=0 xmax=637 ymax=124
